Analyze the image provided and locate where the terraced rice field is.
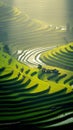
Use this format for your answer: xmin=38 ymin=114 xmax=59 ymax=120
xmin=40 ymin=43 xmax=73 ymax=70
xmin=0 ymin=0 xmax=73 ymax=129
xmin=0 ymin=42 xmax=73 ymax=129
xmin=0 ymin=0 xmax=72 ymax=52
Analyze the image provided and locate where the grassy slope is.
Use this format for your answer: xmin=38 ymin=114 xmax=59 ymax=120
xmin=40 ymin=42 xmax=73 ymax=71
xmin=0 ymin=43 xmax=73 ymax=128
xmin=0 ymin=1 xmax=73 ymax=128
xmin=0 ymin=43 xmax=72 ymax=94
xmin=0 ymin=43 xmax=50 ymax=93
xmin=40 ymin=42 xmax=73 ymax=91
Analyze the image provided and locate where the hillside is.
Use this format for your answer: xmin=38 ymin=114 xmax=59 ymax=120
xmin=0 ymin=43 xmax=73 ymax=129
xmin=40 ymin=43 xmax=73 ymax=88
xmin=40 ymin=42 xmax=73 ymax=71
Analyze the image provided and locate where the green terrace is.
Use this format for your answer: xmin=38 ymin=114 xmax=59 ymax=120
xmin=0 ymin=42 xmax=73 ymax=128
xmin=0 ymin=1 xmax=73 ymax=128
